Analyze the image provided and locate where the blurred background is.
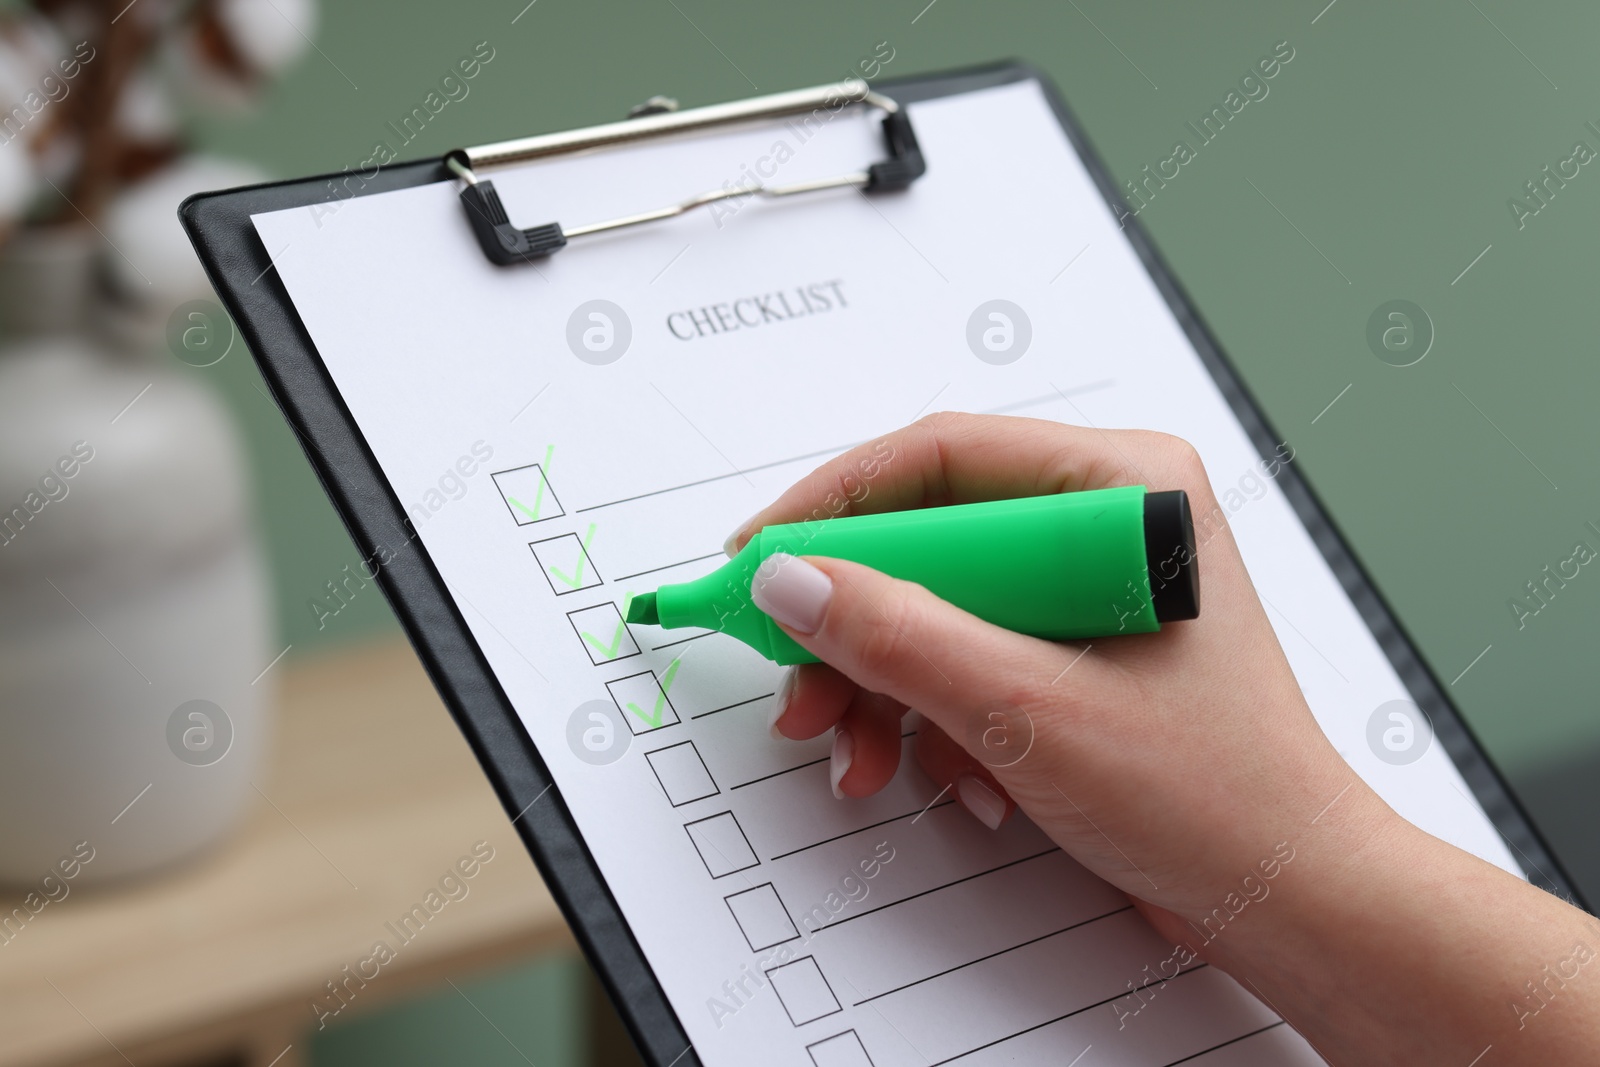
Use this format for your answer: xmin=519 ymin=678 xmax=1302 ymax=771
xmin=0 ymin=0 xmax=1596 ymax=1064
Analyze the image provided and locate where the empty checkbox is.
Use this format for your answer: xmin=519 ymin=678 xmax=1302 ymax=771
xmin=807 ymin=1031 xmax=874 ymax=1067
xmin=567 ymin=603 xmax=640 ymax=665
xmin=608 ymin=669 xmax=680 ymax=734
xmin=645 ymin=741 xmax=718 ymax=807
xmin=493 ymin=463 xmax=563 ymax=525
xmin=767 ymin=957 xmax=841 ymax=1026
xmin=724 ymin=883 xmax=799 ymax=952
xmin=531 ymin=528 xmax=603 ymax=595
xmin=685 ymin=811 xmax=758 ymax=878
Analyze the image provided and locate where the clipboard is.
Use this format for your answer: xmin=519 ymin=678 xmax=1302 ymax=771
xmin=179 ymin=62 xmax=1580 ymax=1067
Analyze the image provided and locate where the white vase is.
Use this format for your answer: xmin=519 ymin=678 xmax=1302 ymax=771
xmin=0 ymin=227 xmax=275 ymax=884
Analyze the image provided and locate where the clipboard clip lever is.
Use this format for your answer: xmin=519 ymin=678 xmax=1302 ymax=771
xmin=444 ymin=80 xmax=925 ymax=266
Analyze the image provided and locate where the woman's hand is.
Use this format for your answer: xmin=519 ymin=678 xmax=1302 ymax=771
xmin=733 ymin=412 xmax=1600 ymax=1064
xmin=735 ymin=412 xmax=1366 ymax=931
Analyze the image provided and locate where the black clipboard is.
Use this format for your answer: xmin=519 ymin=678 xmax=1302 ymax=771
xmin=180 ymin=61 xmax=1582 ymax=1066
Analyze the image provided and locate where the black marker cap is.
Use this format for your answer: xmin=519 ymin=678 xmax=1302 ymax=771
xmin=1143 ymin=490 xmax=1200 ymax=623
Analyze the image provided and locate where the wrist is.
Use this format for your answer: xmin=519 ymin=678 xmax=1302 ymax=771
xmin=1194 ymin=786 xmax=1600 ymax=1064
xmin=1196 ymin=783 xmax=1420 ymax=975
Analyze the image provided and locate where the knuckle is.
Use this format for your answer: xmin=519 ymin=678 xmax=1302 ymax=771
xmin=914 ymin=410 xmax=961 ymax=433
xmin=1121 ymin=430 xmax=1210 ymax=496
xmin=848 ymin=582 xmax=926 ymax=680
xmin=1147 ymin=431 xmax=1207 ymax=477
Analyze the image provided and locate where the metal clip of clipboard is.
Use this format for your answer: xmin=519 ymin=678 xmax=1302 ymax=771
xmin=444 ymin=79 xmax=926 ymax=266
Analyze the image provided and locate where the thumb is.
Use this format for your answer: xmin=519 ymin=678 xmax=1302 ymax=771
xmin=750 ymin=553 xmax=1094 ymax=741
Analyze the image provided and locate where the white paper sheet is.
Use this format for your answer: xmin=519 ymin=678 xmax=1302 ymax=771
xmin=254 ymin=79 xmax=1520 ymax=1067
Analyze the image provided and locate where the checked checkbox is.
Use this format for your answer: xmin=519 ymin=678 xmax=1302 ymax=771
xmin=531 ymin=525 xmax=603 ymax=595
xmin=566 ymin=602 xmax=641 ymax=665
xmin=607 ymin=663 xmax=682 ymax=734
xmin=493 ymin=448 xmax=563 ymax=526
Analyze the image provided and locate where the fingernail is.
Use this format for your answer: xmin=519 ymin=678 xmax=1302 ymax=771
xmin=957 ymin=775 xmax=1005 ymax=830
xmin=768 ymin=668 xmax=796 ymax=740
xmin=723 ymin=514 xmax=759 ymax=557
xmin=751 ymin=553 xmax=832 ymax=635
xmin=830 ymin=729 xmax=853 ymax=800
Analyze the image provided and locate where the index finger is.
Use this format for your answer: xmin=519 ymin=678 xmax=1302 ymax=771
xmin=728 ymin=411 xmax=1187 ymax=554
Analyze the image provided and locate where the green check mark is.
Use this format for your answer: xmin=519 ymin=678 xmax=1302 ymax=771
xmin=581 ymin=616 xmax=629 ymax=660
xmin=625 ymin=655 xmax=683 ymax=728
xmin=550 ymin=524 xmax=596 ymax=589
xmin=507 ymin=445 xmax=556 ymax=521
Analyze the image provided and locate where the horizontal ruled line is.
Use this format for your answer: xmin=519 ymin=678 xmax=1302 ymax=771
xmin=853 ymin=904 xmax=1136 ymax=1005
xmin=614 ymin=552 xmax=725 ymax=583
xmin=692 ymin=693 xmax=773 ymax=720
xmin=730 ymin=731 xmax=915 ymax=791
xmin=575 ymin=443 xmax=850 ymax=513
xmin=768 ymin=799 xmax=957 ymax=862
xmin=925 ymin=961 xmax=1213 ymax=1066
xmin=815 ymin=847 xmax=1061 ymax=934
xmin=1161 ymin=1020 xmax=1287 ymax=1067
xmin=651 ymin=632 xmax=717 ymax=651
xmin=574 ymin=382 xmax=1117 ymax=513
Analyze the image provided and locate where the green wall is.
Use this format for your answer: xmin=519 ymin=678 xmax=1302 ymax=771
xmin=310 ymin=954 xmax=586 ymax=1067
xmin=194 ymin=0 xmax=1597 ymax=875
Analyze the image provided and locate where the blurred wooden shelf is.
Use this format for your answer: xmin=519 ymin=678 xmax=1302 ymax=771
xmin=0 ymin=639 xmax=572 ymax=1067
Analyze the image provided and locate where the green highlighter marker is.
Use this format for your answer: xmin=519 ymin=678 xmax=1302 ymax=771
xmin=624 ymin=484 xmax=1200 ymax=666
